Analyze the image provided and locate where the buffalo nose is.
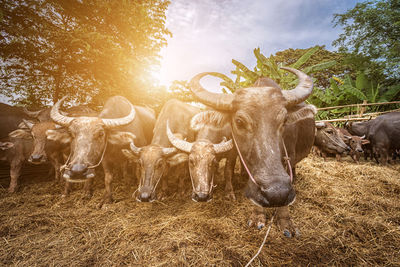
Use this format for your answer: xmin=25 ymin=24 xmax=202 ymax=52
xmin=346 ymin=146 xmax=351 ymax=152
xmin=262 ymin=184 xmax=294 ymax=207
xmin=139 ymin=191 xmax=151 ymax=202
xmin=194 ymin=192 xmax=210 ymax=202
xmin=70 ymin=164 xmax=88 ymax=176
xmin=356 ymin=148 xmax=363 ymax=153
xmin=30 ymin=154 xmax=43 ymax=162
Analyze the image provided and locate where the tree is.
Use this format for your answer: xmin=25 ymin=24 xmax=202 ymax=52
xmin=332 ymin=0 xmax=400 ymax=80
xmin=0 ymin=0 xmax=171 ymax=107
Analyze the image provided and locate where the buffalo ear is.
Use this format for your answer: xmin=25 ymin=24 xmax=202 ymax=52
xmin=167 ymin=152 xmax=188 ymax=167
xmin=315 ymin=121 xmax=326 ymax=129
xmin=9 ymin=129 xmax=32 ymax=139
xmin=121 ymin=149 xmax=139 ymax=161
xmin=286 ymin=105 xmax=317 ymax=125
xmin=46 ymin=129 xmax=71 ymax=145
xmin=108 ymin=131 xmax=136 ymax=146
xmin=0 ymin=142 xmax=14 ymax=150
xmin=361 ymin=139 xmax=370 ymax=145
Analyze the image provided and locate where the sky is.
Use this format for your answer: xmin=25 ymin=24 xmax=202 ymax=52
xmin=156 ymin=0 xmax=360 ymax=92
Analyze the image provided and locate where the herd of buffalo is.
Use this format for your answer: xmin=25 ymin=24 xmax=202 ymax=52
xmin=1 ymin=67 xmax=399 ymax=237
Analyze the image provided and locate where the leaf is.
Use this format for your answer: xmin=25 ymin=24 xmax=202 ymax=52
xmin=303 ymin=60 xmax=336 ymax=73
xmin=232 ymin=59 xmax=259 ymax=81
xmin=291 ymin=46 xmax=319 ymax=69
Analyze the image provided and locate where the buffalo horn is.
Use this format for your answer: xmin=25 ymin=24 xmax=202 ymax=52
xmin=189 ymin=72 xmax=234 ymax=111
xmin=102 ymin=102 xmax=136 ymax=129
xmin=162 ymin=147 xmax=177 ymax=156
xmin=280 ymin=67 xmax=314 ymax=106
xmin=166 ymin=120 xmax=193 ymax=153
xmin=130 ymin=141 xmax=142 ymax=155
xmin=213 ymin=138 xmax=233 ymax=154
xmin=22 ymin=119 xmax=34 ymax=130
xmin=23 ymin=107 xmax=42 ymax=118
xmin=50 ymin=96 xmax=75 ymax=126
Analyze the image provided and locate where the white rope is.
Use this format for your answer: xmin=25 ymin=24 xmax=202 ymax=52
xmin=245 ymin=212 xmax=275 ymax=267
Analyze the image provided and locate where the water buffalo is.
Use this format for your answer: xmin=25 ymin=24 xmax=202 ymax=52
xmin=0 ymin=103 xmax=31 ymax=139
xmin=346 ymin=112 xmax=400 ymax=164
xmin=166 ymin=110 xmax=236 ymax=202
xmin=336 ymin=128 xmax=370 ymax=163
xmin=47 ymin=96 xmax=155 ymax=205
xmin=187 ymin=67 xmax=316 ymax=236
xmin=314 ymin=122 xmax=350 ymax=161
xmin=9 ymin=105 xmax=98 ymax=182
xmin=122 ymin=99 xmax=200 ymax=202
xmin=0 ymin=137 xmax=33 ymax=192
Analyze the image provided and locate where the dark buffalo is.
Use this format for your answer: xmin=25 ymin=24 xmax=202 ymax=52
xmin=346 ymin=112 xmax=400 ymax=164
xmin=187 ymin=67 xmax=316 ymax=236
xmin=122 ymin=99 xmax=200 ymax=202
xmin=0 ymin=103 xmax=31 ymax=139
xmin=314 ymin=122 xmax=350 ymax=161
xmin=47 ymin=96 xmax=155 ymax=205
xmin=166 ymin=110 xmax=236 ymax=202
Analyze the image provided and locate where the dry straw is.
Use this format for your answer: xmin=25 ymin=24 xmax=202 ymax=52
xmin=0 ymin=156 xmax=399 ymax=266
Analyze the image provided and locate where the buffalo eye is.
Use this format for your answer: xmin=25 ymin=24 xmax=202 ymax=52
xmin=235 ymin=118 xmax=245 ymax=129
xmin=326 ymin=129 xmax=334 ymax=134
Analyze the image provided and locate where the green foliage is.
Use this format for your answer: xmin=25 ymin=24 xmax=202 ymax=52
xmin=211 ymin=46 xmax=337 ymax=94
xmin=0 ymin=0 xmax=171 ymax=107
xmin=309 ymin=72 xmax=400 ymax=120
xmin=333 ymin=0 xmax=400 ymax=79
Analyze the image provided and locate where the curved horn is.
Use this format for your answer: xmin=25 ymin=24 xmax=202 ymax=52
xmin=22 ymin=119 xmax=34 ymax=130
xmin=102 ymin=101 xmax=136 ymax=129
xmin=166 ymin=120 xmax=193 ymax=153
xmin=213 ymin=138 xmax=233 ymax=154
xmin=189 ymin=72 xmax=234 ymax=111
xmin=130 ymin=141 xmax=142 ymax=155
xmin=23 ymin=107 xmax=41 ymax=118
xmin=51 ymin=96 xmax=75 ymax=126
xmin=360 ymin=135 xmax=366 ymax=139
xmin=280 ymin=67 xmax=313 ymax=106
xmin=162 ymin=147 xmax=177 ymax=156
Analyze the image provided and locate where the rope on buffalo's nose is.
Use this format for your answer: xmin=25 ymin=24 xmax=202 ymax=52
xmin=245 ymin=210 xmax=276 ymax=267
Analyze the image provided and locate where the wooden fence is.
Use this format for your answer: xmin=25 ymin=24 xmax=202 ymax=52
xmin=316 ymin=100 xmax=400 ymax=123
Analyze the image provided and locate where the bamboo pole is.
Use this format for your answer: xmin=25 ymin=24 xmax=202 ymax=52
xmin=317 ymin=100 xmax=400 ymax=111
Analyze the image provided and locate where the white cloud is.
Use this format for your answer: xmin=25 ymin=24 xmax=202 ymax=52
xmin=159 ymin=0 xmax=359 ymax=92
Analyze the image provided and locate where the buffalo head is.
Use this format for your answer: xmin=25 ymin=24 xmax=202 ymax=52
xmin=122 ymin=140 xmax=187 ymax=202
xmin=188 ymin=67 xmax=314 ymax=207
xmin=46 ymin=96 xmax=136 ymax=182
xmin=315 ymin=122 xmax=350 ymax=154
xmin=166 ymin=116 xmax=232 ymax=202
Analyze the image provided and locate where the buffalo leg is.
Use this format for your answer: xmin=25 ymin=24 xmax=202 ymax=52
xmin=62 ymin=182 xmax=71 ymax=197
xmin=100 ymin=160 xmax=114 ymax=206
xmin=224 ymin=154 xmax=236 ymax=200
xmin=9 ymin=160 xmax=22 ymax=193
xmin=83 ymin=178 xmax=94 ymax=199
xmin=276 ymin=206 xmax=299 ymax=237
xmin=248 ymin=206 xmax=266 ymax=229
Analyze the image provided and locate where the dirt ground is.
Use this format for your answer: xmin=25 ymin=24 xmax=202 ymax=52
xmin=0 ymin=156 xmax=399 ymax=266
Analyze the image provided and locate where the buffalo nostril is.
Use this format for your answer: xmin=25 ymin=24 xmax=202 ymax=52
xmin=262 ymin=185 xmax=293 ymax=207
xmin=194 ymin=192 xmax=209 ymax=202
xmin=139 ymin=192 xmax=151 ymax=202
xmin=70 ymin=164 xmax=88 ymax=176
xmin=31 ymin=154 xmax=43 ymax=162
xmin=357 ymin=149 xmax=363 ymax=153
